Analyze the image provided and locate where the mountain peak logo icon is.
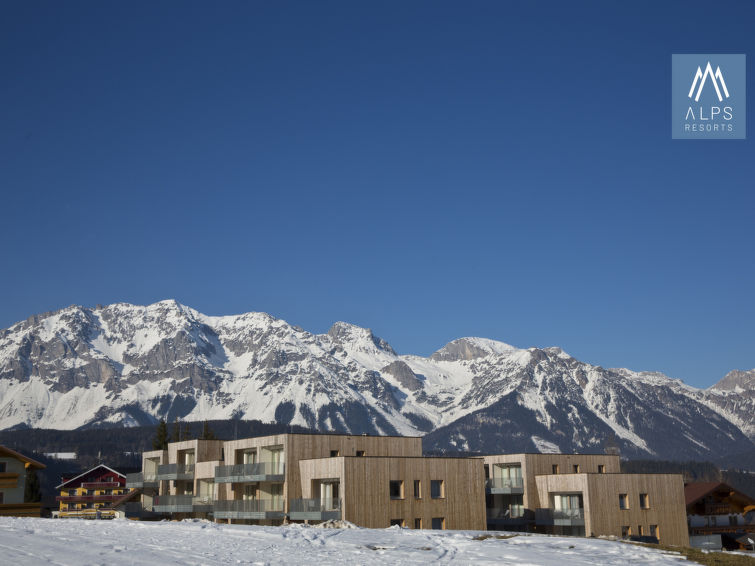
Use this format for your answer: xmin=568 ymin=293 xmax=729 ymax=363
xmin=688 ymin=61 xmax=730 ymax=102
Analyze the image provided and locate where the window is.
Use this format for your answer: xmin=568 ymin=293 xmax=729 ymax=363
xmin=413 ymin=480 xmax=421 ymax=499
xmin=637 ymin=525 xmax=644 ymax=536
xmin=639 ymin=493 xmax=649 ymax=509
xmin=389 ymin=518 xmax=404 ymax=527
xmin=414 ymin=518 xmax=422 ymax=529
xmin=729 ymin=515 xmax=738 ymax=526
xmin=389 ymin=480 xmax=404 ymax=500
xmin=430 ymin=480 xmax=444 ymax=499
xmin=650 ymin=525 xmax=659 ymax=540
xmin=431 ymin=517 xmax=445 ymax=530
xmin=598 ymin=465 xmax=606 ymax=474
xmin=330 ymin=450 xmax=340 ymax=457
xmin=356 ymin=450 xmax=365 ymax=457
xmin=619 ymin=493 xmax=629 ymax=510
xmin=573 ymin=465 xmax=580 ymax=473
xmin=0 ymin=492 xmax=3 ymax=504
xmin=552 ymin=464 xmax=559 ymax=474
xmin=0 ymin=462 xmax=6 ymax=472
xmin=621 ymin=526 xmax=631 ymax=538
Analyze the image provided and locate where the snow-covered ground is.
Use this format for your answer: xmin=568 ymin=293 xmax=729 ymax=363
xmin=0 ymin=517 xmax=691 ymax=565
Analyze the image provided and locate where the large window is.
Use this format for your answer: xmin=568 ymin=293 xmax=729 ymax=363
xmin=414 ymin=518 xmax=422 ymax=529
xmin=413 ymin=480 xmax=421 ymax=499
xmin=389 ymin=480 xmax=404 ymax=500
xmin=619 ymin=493 xmax=629 ymax=510
xmin=649 ymin=524 xmax=659 ymax=540
xmin=431 ymin=517 xmax=445 ymax=530
xmin=430 ymin=480 xmax=444 ymax=499
xmin=598 ymin=465 xmax=606 ymax=474
xmin=621 ymin=525 xmax=631 ymax=538
xmin=573 ymin=465 xmax=580 ymax=473
xmin=389 ymin=518 xmax=405 ymax=527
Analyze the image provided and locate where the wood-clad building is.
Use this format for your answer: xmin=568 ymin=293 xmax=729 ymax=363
xmin=298 ymin=456 xmax=486 ymax=530
xmin=534 ymin=473 xmax=689 ymax=546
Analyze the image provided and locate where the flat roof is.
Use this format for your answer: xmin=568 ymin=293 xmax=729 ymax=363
xmin=299 ymin=455 xmax=483 ymax=462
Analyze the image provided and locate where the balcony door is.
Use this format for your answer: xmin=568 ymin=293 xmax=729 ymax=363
xmin=554 ymin=494 xmax=583 ymax=517
xmin=319 ymin=481 xmax=339 ymax=510
xmin=495 ymin=464 xmax=522 ymax=486
xmin=243 ymin=450 xmax=257 ymax=465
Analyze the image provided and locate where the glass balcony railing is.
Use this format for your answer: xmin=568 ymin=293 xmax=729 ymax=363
xmin=288 ymin=499 xmax=342 ymax=521
xmin=214 ymin=462 xmax=285 ymax=483
xmin=156 ymin=464 xmax=195 ymax=480
xmin=485 ymin=477 xmax=524 ymax=492
xmin=125 ymin=473 xmax=159 ymax=489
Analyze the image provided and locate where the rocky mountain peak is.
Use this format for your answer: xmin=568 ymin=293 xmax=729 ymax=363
xmin=430 ymin=337 xmax=518 ymax=362
xmin=712 ymin=369 xmax=755 ymax=392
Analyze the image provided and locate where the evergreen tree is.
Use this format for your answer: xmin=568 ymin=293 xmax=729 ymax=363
xmin=170 ymin=419 xmax=180 ymax=443
xmin=200 ymin=420 xmax=216 ymax=440
xmin=24 ymin=468 xmax=41 ymax=503
xmin=152 ymin=419 xmax=169 ymax=450
xmin=181 ymin=421 xmax=192 ymax=441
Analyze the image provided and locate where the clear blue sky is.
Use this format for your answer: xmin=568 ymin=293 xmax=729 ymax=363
xmin=2 ymin=1 xmax=753 ymax=388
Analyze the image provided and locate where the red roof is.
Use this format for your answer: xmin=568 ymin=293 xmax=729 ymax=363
xmin=685 ymin=481 xmax=755 ymax=507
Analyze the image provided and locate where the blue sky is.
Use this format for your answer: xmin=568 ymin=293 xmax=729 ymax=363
xmin=1 ymin=1 xmax=753 ymax=388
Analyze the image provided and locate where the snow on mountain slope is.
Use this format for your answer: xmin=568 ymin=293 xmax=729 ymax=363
xmin=0 ymin=301 xmax=753 ymax=461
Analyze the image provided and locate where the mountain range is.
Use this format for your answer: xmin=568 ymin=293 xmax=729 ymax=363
xmin=0 ymin=300 xmax=753 ymax=462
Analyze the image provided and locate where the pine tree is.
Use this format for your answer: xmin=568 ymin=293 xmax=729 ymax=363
xmin=181 ymin=421 xmax=192 ymax=441
xmin=24 ymin=468 xmax=41 ymax=503
xmin=170 ymin=419 xmax=180 ymax=443
xmin=201 ymin=420 xmax=216 ymax=440
xmin=152 ymin=419 xmax=169 ymax=450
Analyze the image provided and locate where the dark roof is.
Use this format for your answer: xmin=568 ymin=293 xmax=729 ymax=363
xmin=684 ymin=482 xmax=755 ymax=507
xmin=0 ymin=445 xmax=46 ymax=469
xmin=107 ymin=489 xmax=141 ymax=509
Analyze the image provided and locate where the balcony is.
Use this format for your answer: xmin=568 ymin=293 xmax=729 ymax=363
xmin=289 ymin=499 xmax=341 ymax=522
xmin=486 ymin=507 xmax=529 ymax=527
xmin=536 ymin=508 xmax=585 ymax=527
xmin=486 ymin=477 xmax=524 ymax=495
xmin=81 ymin=481 xmax=121 ymax=489
xmin=56 ymin=494 xmax=122 ymax=503
xmin=125 ymin=473 xmax=159 ymax=489
xmin=152 ymin=495 xmax=213 ymax=513
xmin=213 ymin=499 xmax=285 ymax=520
xmin=214 ymin=462 xmax=285 ymax=483
xmin=156 ymin=464 xmax=195 ymax=481
xmin=123 ymin=502 xmax=168 ymax=520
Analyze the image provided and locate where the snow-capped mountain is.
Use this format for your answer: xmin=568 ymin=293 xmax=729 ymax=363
xmin=0 ymin=301 xmax=753 ymax=461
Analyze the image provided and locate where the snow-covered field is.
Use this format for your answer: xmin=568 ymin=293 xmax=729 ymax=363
xmin=0 ymin=517 xmax=692 ymax=565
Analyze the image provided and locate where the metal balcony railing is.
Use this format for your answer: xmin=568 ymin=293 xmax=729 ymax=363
xmin=214 ymin=462 xmax=285 ymax=483
xmin=486 ymin=506 xmax=526 ymax=520
xmin=156 ymin=464 xmax=194 ymax=480
xmin=56 ymin=494 xmax=122 ymax=503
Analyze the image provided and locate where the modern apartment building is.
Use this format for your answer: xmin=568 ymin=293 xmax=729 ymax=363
xmin=127 ymin=434 xmax=689 ymax=545
xmin=483 ymin=453 xmax=689 ymax=546
xmin=128 ymin=433 xmax=485 ymax=529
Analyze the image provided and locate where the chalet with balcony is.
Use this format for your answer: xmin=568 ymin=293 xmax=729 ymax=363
xmin=0 ymin=445 xmax=46 ymax=517
xmin=685 ymin=481 xmax=755 ymax=550
xmin=56 ymin=464 xmax=128 ymax=519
